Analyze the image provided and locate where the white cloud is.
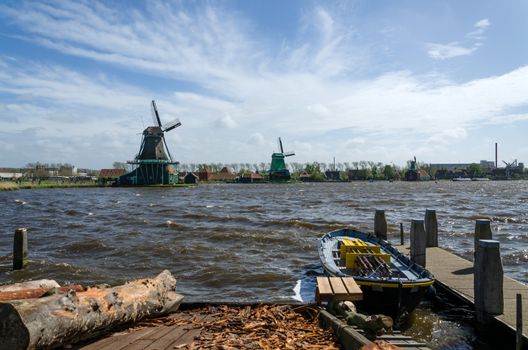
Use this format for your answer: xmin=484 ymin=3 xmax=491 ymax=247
xmin=426 ymin=42 xmax=477 ymax=60
xmin=427 ymin=18 xmax=491 ymax=60
xmin=215 ymin=113 xmax=238 ymax=129
xmin=0 ymin=3 xmax=526 ymax=167
xmin=428 ymin=128 xmax=468 ymax=145
xmin=247 ymin=133 xmax=265 ymax=145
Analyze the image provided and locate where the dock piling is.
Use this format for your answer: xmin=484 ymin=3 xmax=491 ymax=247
xmin=475 ymin=219 xmax=492 ymax=255
xmin=517 ymin=293 xmax=523 ymax=350
xmin=374 ymin=210 xmax=387 ymax=240
xmin=474 ymin=239 xmax=503 ymax=323
xmin=424 ymin=209 xmax=438 ymax=247
xmin=410 ymin=219 xmax=426 ymax=267
xmin=13 ymin=227 xmax=28 ymax=270
xmin=400 ymin=223 xmax=404 ymax=245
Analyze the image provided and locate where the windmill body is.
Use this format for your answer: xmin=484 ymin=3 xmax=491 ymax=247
xmin=269 ymin=137 xmax=295 ymax=181
xmin=118 ymin=101 xmax=181 ymax=186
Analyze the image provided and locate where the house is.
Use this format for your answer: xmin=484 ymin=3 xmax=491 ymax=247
xmin=197 ymin=167 xmax=213 ymax=181
xmin=239 ymin=172 xmax=265 ymax=183
xmin=0 ymin=168 xmax=24 ymax=180
xmin=99 ymin=169 xmax=126 ymax=179
xmin=209 ymin=167 xmax=238 ymax=182
xmin=184 ymin=172 xmax=199 ymax=184
xmin=298 ymin=171 xmax=313 ymax=182
xmin=325 ymin=170 xmax=341 ymax=181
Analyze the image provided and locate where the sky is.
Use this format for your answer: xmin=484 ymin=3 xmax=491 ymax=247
xmin=1 ymin=0 xmax=528 ymax=169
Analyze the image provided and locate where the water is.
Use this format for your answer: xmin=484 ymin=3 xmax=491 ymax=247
xmin=1 ymin=181 xmax=527 ymax=348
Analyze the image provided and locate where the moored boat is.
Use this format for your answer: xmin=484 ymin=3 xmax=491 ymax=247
xmin=318 ymin=228 xmax=434 ymax=319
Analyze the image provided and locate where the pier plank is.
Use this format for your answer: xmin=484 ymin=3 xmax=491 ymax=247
xmin=396 ymin=245 xmax=528 ymax=338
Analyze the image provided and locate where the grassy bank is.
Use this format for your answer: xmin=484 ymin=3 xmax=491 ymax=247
xmin=0 ymin=181 xmax=104 ymax=191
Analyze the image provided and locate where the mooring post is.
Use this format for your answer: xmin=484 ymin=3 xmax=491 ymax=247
xmin=13 ymin=227 xmax=28 ymax=270
xmin=475 ymin=219 xmax=492 ymax=256
xmin=374 ymin=210 xmax=387 ymax=240
xmin=410 ymin=219 xmax=426 ymax=267
xmin=424 ymin=209 xmax=438 ymax=247
xmin=517 ymin=293 xmax=523 ymax=350
xmin=400 ymin=222 xmax=404 ymax=245
xmin=474 ymin=239 xmax=503 ymax=324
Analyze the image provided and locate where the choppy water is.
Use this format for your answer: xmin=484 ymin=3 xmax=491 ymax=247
xmin=1 ymin=181 xmax=527 ymax=348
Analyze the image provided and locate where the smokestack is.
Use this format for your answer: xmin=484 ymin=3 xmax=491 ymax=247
xmin=495 ymin=142 xmax=498 ymax=168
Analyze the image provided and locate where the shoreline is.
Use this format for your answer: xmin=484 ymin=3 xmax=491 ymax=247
xmin=0 ymin=181 xmax=194 ymax=191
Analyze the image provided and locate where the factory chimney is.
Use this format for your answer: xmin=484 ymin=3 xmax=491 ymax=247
xmin=495 ymin=142 xmax=498 ymax=168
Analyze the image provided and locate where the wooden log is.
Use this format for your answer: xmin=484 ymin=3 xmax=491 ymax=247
xmin=474 ymin=240 xmax=503 ymax=323
xmin=374 ymin=210 xmax=387 ymax=240
xmin=0 ymin=270 xmax=183 ymax=350
xmin=13 ymin=228 xmax=28 ymax=270
xmin=424 ymin=209 xmax=438 ymax=247
xmin=410 ymin=219 xmax=426 ymax=267
xmin=0 ymin=280 xmax=60 ymax=292
xmin=331 ymin=300 xmax=393 ymax=334
xmin=399 ymin=223 xmax=404 ymax=245
xmin=0 ymin=285 xmax=84 ymax=301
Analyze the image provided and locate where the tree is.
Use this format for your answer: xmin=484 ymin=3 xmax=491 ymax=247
xmin=383 ymin=165 xmax=395 ymax=180
xmin=113 ymin=162 xmax=127 ymax=169
xmin=468 ymin=163 xmax=482 ymax=177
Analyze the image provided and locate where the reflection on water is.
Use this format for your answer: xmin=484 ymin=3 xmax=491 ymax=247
xmin=1 ymin=181 xmax=527 ymax=349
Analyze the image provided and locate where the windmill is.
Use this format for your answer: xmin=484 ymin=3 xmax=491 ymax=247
xmin=269 ymin=137 xmax=295 ymax=181
xmin=503 ymin=159 xmax=517 ymax=179
xmin=119 ymin=100 xmax=182 ymax=186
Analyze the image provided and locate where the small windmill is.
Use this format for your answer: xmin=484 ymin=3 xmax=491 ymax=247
xmin=269 ymin=137 xmax=295 ymax=181
xmin=119 ymin=100 xmax=182 ymax=186
xmin=503 ymin=159 xmax=517 ymax=179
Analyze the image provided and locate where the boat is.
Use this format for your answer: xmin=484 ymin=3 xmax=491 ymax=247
xmin=318 ymin=228 xmax=435 ymax=319
xmin=452 ymin=177 xmax=471 ymax=181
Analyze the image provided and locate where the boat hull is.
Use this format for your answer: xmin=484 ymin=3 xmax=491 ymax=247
xmin=319 ymin=228 xmax=435 ymax=319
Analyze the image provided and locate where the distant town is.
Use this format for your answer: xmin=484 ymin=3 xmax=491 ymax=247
xmin=0 ymin=156 xmax=526 ymax=186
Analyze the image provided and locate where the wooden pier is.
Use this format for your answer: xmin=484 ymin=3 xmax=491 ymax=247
xmin=396 ymin=245 xmax=528 ymax=343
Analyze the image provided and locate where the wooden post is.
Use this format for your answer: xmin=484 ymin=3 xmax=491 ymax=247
xmin=400 ymin=223 xmax=404 ymax=245
xmin=474 ymin=239 xmax=503 ymax=324
xmin=424 ymin=209 xmax=438 ymax=247
xmin=13 ymin=228 xmax=28 ymax=270
xmin=517 ymin=293 xmax=523 ymax=350
xmin=410 ymin=219 xmax=426 ymax=267
xmin=475 ymin=219 xmax=492 ymax=256
xmin=374 ymin=210 xmax=387 ymax=240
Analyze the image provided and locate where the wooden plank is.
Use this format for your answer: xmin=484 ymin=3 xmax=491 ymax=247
xmin=143 ymin=325 xmax=191 ymax=350
xmin=329 ymin=277 xmax=348 ymax=296
xmin=341 ymin=277 xmax=363 ymax=301
xmin=80 ymin=327 xmax=160 ymax=350
xmin=317 ymin=277 xmax=333 ymax=296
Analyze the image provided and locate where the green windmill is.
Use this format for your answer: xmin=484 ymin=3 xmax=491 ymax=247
xmin=269 ymin=137 xmax=295 ymax=181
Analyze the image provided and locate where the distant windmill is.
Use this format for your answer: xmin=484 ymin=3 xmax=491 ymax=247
xmin=119 ymin=100 xmax=182 ymax=185
xmin=269 ymin=137 xmax=295 ymax=181
xmin=503 ymin=159 xmax=517 ymax=179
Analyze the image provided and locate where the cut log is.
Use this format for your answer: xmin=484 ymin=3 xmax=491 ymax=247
xmin=0 ymin=279 xmax=60 ymax=292
xmin=330 ymin=300 xmax=393 ymax=335
xmin=0 ymin=285 xmax=84 ymax=301
xmin=0 ymin=270 xmax=183 ymax=350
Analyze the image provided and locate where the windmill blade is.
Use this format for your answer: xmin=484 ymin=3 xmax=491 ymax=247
xmin=278 ymin=137 xmax=284 ymax=153
xmin=151 ymin=100 xmax=163 ymax=128
xmin=162 ymin=134 xmax=173 ymax=162
xmin=284 ymin=151 xmax=295 ymax=157
xmin=163 ymin=118 xmax=182 ymax=132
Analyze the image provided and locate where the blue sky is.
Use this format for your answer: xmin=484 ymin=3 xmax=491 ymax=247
xmin=1 ymin=0 xmax=528 ymax=169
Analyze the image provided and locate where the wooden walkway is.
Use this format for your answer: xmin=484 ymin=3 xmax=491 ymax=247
xmin=76 ymin=304 xmax=340 ymax=350
xmin=396 ymin=245 xmax=528 ymax=339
